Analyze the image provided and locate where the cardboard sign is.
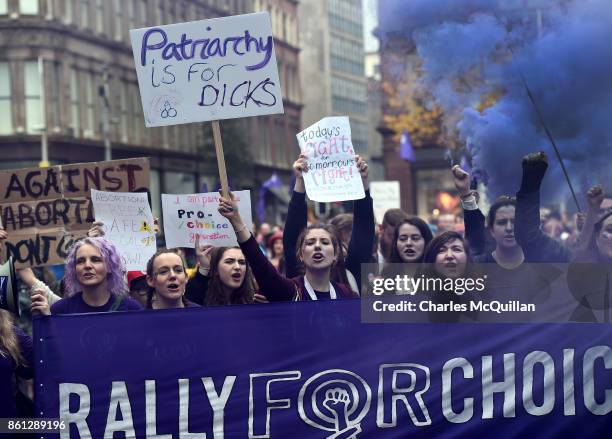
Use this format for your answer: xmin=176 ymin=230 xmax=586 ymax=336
xmin=91 ymin=190 xmax=156 ymax=271
xmin=370 ymin=181 xmax=401 ymax=224
xmin=129 ymin=12 xmax=284 ymax=127
xmin=161 ymin=190 xmax=252 ymax=248
xmin=0 ymin=158 xmax=150 ymax=267
xmin=296 ymin=116 xmax=364 ymax=202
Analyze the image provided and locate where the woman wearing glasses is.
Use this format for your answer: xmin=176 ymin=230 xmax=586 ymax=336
xmin=47 ymin=237 xmax=142 ymax=315
xmin=145 ymin=249 xmax=199 ymax=309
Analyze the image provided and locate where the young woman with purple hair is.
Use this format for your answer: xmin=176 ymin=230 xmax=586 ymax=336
xmin=41 ymin=237 xmax=142 ymax=315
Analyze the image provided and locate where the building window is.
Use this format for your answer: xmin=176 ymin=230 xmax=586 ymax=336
xmin=24 ymin=61 xmax=43 ymax=134
xmin=64 ymin=0 xmax=73 ymax=24
xmin=80 ymin=0 xmax=90 ymax=28
xmin=131 ymin=84 xmax=142 ymax=143
xmin=0 ymin=62 xmax=12 ymax=134
xmin=69 ymin=69 xmax=80 ymax=136
xmin=119 ymin=80 xmax=128 ymax=142
xmin=49 ymin=62 xmax=61 ymax=130
xmin=155 ymin=0 xmax=163 ymax=24
xmin=83 ymin=71 xmax=95 ymax=137
xmin=140 ymin=0 xmax=147 ymax=26
xmin=95 ymin=0 xmax=104 ymax=33
xmin=164 ymin=171 xmax=196 ymax=195
xmin=114 ymin=0 xmax=123 ymax=40
xmin=127 ymin=0 xmax=136 ymax=30
xmin=19 ymin=0 xmax=39 ymax=15
xmin=0 ymin=0 xmax=7 ymax=14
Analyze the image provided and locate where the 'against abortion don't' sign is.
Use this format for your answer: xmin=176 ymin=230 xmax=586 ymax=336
xmin=130 ymin=12 xmax=284 ymax=127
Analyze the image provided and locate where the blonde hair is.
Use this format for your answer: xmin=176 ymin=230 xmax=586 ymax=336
xmin=0 ymin=310 xmax=25 ymax=367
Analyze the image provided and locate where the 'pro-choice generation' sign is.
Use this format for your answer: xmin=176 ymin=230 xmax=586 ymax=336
xmin=130 ymin=12 xmax=284 ymax=127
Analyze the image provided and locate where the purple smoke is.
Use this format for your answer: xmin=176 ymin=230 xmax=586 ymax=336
xmin=378 ymin=0 xmax=612 ymax=207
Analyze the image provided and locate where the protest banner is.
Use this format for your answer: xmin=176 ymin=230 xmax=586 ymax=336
xmin=91 ymin=190 xmax=156 ymax=271
xmin=35 ymin=301 xmax=611 ymax=438
xmin=161 ymin=190 xmax=252 ymax=248
xmin=370 ymin=181 xmax=401 ymax=224
xmin=129 ymin=12 xmax=283 ymax=198
xmin=296 ymin=116 xmax=365 ymax=202
xmin=0 ymin=158 xmax=150 ymax=267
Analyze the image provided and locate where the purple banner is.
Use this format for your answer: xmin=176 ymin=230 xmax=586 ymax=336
xmin=34 ymin=301 xmax=611 ymax=438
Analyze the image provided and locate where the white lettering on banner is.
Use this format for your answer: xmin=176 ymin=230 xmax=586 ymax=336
xmin=298 ymin=369 xmax=372 ymax=438
xmin=178 ymin=378 xmax=206 ymax=438
xmin=442 ymin=358 xmax=474 ymax=423
xmin=249 ymin=371 xmax=301 ymax=438
xmin=563 ymin=349 xmax=576 ymax=416
xmin=583 ymin=346 xmax=612 ymax=415
xmin=104 ymin=381 xmax=136 ymax=439
xmin=202 ymin=376 xmax=236 ymax=438
xmin=145 ymin=380 xmax=172 ymax=439
xmin=482 ymin=353 xmax=516 ymax=419
xmin=377 ymin=364 xmax=431 ymax=427
xmin=55 ymin=348 xmax=612 ymax=435
xmin=59 ymin=383 xmax=92 ymax=439
xmin=522 ymin=351 xmax=556 ymax=416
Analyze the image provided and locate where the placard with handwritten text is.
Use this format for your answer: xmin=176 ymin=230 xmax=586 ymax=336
xmin=130 ymin=13 xmax=284 ymax=127
xmin=161 ymin=190 xmax=252 ymax=248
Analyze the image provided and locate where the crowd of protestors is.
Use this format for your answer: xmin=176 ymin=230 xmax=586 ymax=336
xmin=1 ymin=150 xmax=611 ymax=417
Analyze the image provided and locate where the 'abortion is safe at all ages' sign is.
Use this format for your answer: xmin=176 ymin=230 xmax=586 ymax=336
xmin=130 ymin=13 xmax=284 ymax=127
xmin=296 ymin=117 xmax=364 ymax=202
xmin=91 ymin=190 xmax=156 ymax=271
xmin=161 ymin=190 xmax=252 ymax=248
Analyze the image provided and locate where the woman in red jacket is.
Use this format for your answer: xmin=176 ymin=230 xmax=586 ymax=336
xmin=218 ymin=194 xmax=358 ymax=301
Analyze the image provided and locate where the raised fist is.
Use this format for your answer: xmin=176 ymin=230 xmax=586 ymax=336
xmin=451 ymin=165 xmax=471 ymax=197
xmin=586 ymin=185 xmax=604 ymax=212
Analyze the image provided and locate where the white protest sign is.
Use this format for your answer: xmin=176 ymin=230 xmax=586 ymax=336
xmin=129 ymin=12 xmax=284 ymax=127
xmin=370 ymin=181 xmax=401 ymax=224
xmin=161 ymin=190 xmax=253 ymax=248
xmin=91 ymin=190 xmax=156 ymax=271
xmin=296 ymin=116 xmax=364 ymax=202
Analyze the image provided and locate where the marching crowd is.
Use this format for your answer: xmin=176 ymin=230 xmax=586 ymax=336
xmin=1 ymin=151 xmax=611 ymax=418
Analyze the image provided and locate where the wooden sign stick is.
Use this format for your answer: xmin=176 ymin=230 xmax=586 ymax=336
xmin=211 ymin=120 xmax=230 ymax=198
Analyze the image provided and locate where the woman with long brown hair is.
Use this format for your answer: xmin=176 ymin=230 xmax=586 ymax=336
xmin=0 ymin=309 xmax=32 ymax=417
xmin=185 ymin=236 xmax=260 ymax=306
xmin=218 ymin=194 xmax=358 ymax=301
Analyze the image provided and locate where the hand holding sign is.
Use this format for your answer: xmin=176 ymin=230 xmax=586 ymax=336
xmin=195 ymin=234 xmax=214 ymax=274
xmin=218 ymin=192 xmax=251 ymax=243
xmin=355 ymin=155 xmax=370 ymax=190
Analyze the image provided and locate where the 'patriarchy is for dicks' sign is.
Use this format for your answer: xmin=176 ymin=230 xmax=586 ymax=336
xmin=296 ymin=116 xmax=364 ymax=202
xmin=129 ymin=12 xmax=284 ymax=127
xmin=161 ymin=190 xmax=252 ymax=248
